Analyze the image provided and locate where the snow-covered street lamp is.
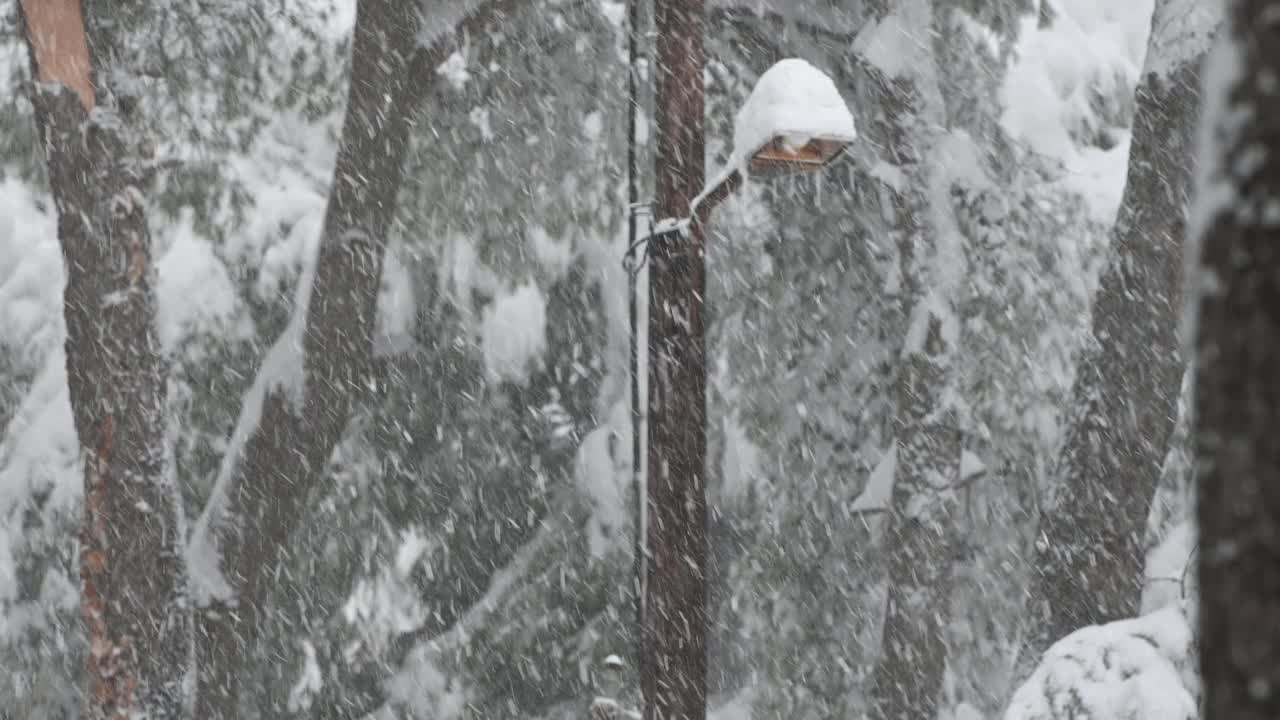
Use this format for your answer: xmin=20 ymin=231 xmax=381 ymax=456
xmin=690 ymin=58 xmax=858 ymax=218
xmin=626 ymin=53 xmax=855 ymax=720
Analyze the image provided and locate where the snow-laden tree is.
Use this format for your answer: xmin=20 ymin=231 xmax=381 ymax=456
xmin=712 ymin=0 xmax=1120 ymax=716
xmin=0 ymin=1 xmax=1210 ymax=718
xmin=1021 ymin=0 xmax=1220 ymax=670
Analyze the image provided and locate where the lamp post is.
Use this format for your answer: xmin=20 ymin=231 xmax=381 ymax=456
xmin=630 ymin=45 xmax=856 ymax=719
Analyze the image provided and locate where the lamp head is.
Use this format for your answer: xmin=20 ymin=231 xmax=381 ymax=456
xmin=733 ymin=58 xmax=857 ymax=177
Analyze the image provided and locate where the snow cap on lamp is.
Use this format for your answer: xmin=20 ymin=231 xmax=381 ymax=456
xmin=732 ymin=58 xmax=857 ymax=176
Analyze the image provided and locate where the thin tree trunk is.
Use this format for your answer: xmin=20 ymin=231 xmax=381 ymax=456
xmin=1021 ymin=0 xmax=1218 ymax=670
xmin=191 ymin=1 xmax=420 ymax=715
xmin=645 ymin=0 xmax=708 ymax=718
xmin=18 ymin=1 xmax=192 ymax=717
xmin=1194 ymin=1 xmax=1280 ymax=717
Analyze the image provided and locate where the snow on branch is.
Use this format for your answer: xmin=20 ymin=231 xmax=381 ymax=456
xmin=848 ymin=446 xmax=986 ymax=516
xmin=185 ymin=231 xmax=319 ymax=606
xmin=1147 ymin=0 xmax=1222 ymax=81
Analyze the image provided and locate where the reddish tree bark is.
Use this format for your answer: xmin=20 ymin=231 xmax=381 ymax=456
xmin=18 ymin=1 xmax=193 ymax=717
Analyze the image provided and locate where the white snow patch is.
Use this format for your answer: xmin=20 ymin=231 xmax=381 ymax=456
xmin=529 ymin=225 xmax=574 ymax=275
xmin=155 ymin=209 xmax=245 ymax=352
xmin=853 ymin=6 xmax=928 ymax=80
xmin=1005 ymin=604 xmax=1197 ymax=720
xmin=0 ymin=180 xmax=61 ymax=365
xmin=959 ymin=449 xmax=986 ymax=481
xmin=869 ymin=161 xmax=908 ymax=194
xmin=709 ymin=687 xmax=756 ymax=719
xmin=376 ymin=246 xmax=416 ymax=355
xmin=731 ymin=58 xmax=856 ymax=168
xmin=0 ymin=351 xmax=79 ymax=514
xmin=186 ymin=229 xmax=320 ymax=605
xmin=385 ymin=653 xmax=469 ymax=720
xmin=599 ymin=0 xmax=625 ymax=27
xmin=945 ymin=702 xmax=985 ymax=720
xmin=0 ymin=532 xmax=14 ymax=607
xmin=469 ymin=106 xmax=494 ymax=141
xmin=719 ymin=413 xmax=762 ymax=503
xmin=575 ymin=414 xmax=629 ymax=558
xmin=286 ymin=639 xmax=323 ymax=712
xmin=436 ymin=51 xmax=471 ymax=91
xmin=388 ymin=524 xmax=559 ymax=716
xmin=851 ymin=445 xmax=896 ymax=514
xmin=221 ymin=124 xmax=331 ymax=302
xmin=395 ymin=527 xmax=431 ymax=579
xmin=480 ymin=283 xmax=548 ymax=384
xmin=1001 ymin=0 xmax=1153 ymax=223
xmin=342 ymin=570 xmax=427 ymax=643
xmin=1147 ymin=0 xmax=1221 ymax=80
xmin=583 ymin=111 xmax=604 ymax=141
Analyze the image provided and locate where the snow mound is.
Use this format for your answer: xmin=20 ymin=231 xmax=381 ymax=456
xmin=573 ymin=404 xmax=630 ymax=558
xmin=731 ymin=58 xmax=856 ymax=165
xmin=480 ymin=283 xmax=548 ymax=384
xmin=1000 ymin=0 xmax=1151 ymax=224
xmin=0 ymin=180 xmax=61 ymax=365
xmin=1005 ymin=605 xmax=1197 ymax=720
xmin=0 ymin=350 xmax=79 ymax=513
xmin=155 ymin=209 xmax=245 ymax=352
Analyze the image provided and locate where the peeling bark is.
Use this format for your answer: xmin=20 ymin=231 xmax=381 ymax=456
xmin=18 ymin=2 xmax=193 ymax=717
xmin=19 ymin=0 xmax=94 ymax=110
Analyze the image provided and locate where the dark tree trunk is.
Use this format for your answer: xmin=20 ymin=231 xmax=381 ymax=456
xmin=644 ymin=0 xmax=708 ymax=718
xmin=1195 ymin=1 xmax=1280 ymax=718
xmin=192 ymin=1 xmax=420 ymax=715
xmin=869 ymin=345 xmax=963 ymax=720
xmin=1022 ymin=3 xmax=1212 ymax=667
xmin=18 ymin=1 xmax=193 ymax=717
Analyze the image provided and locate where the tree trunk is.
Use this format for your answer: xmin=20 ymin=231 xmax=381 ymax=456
xmin=18 ymin=1 xmax=193 ymax=717
xmin=1194 ymin=1 xmax=1280 ymax=717
xmin=644 ymin=0 xmax=708 ymax=718
xmin=191 ymin=1 xmax=421 ymax=715
xmin=869 ymin=347 xmax=963 ymax=720
xmin=864 ymin=1 xmax=998 ymax=716
xmin=1022 ymin=0 xmax=1218 ymax=669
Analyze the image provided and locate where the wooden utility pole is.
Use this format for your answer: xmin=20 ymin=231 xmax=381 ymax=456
xmin=644 ymin=0 xmax=708 ymax=717
xmin=1195 ymin=0 xmax=1280 ymax=718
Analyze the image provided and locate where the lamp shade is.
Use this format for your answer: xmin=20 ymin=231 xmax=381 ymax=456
xmin=732 ymin=58 xmax=857 ymax=176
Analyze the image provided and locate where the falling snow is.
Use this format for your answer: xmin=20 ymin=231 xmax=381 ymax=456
xmin=0 ymin=0 xmax=1236 ymax=718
